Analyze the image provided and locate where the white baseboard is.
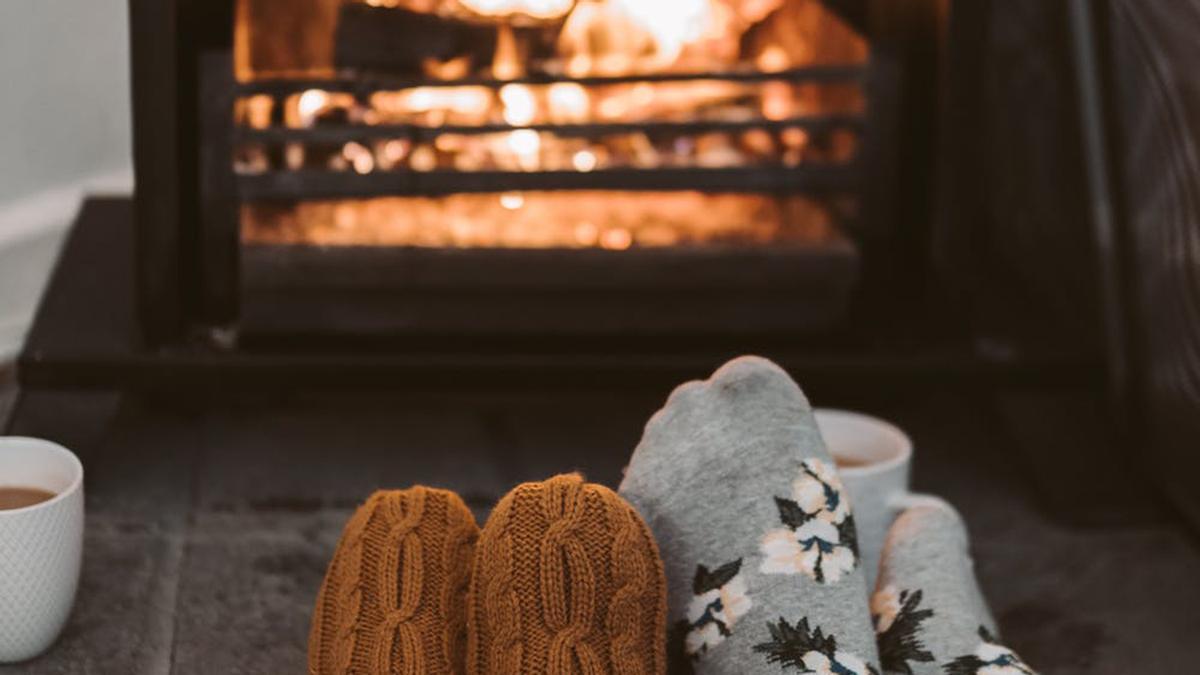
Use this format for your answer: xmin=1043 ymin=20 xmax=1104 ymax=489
xmin=0 ymin=167 xmax=134 ymax=362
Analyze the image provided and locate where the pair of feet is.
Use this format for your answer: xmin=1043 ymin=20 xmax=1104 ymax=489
xmin=308 ymin=474 xmax=667 ymax=675
xmin=623 ymin=357 xmax=1034 ymax=675
xmin=309 ymin=357 xmax=1035 ymax=675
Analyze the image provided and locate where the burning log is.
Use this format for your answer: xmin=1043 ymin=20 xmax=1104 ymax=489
xmin=334 ymin=4 xmax=498 ymax=74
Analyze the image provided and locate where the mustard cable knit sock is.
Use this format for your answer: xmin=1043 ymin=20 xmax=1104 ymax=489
xmin=466 ymin=473 xmax=668 ymax=675
xmin=308 ymin=487 xmax=480 ymax=675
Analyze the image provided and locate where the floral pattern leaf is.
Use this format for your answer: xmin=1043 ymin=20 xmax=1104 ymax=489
xmin=942 ymin=657 xmax=986 ymax=675
xmin=693 ymin=558 xmax=744 ymax=595
xmin=775 ymin=496 xmax=811 ymax=529
xmin=819 ymin=476 xmax=841 ymax=513
xmin=942 ymin=625 xmax=1036 ymax=675
xmin=753 ymin=616 xmax=838 ymax=668
xmin=837 ymin=513 xmax=861 ymax=558
xmin=877 ymin=589 xmax=935 ymax=675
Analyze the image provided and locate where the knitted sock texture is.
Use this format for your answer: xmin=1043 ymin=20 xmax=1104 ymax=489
xmin=619 ymin=356 xmax=880 ymax=675
xmin=466 ymin=473 xmax=667 ymax=675
xmin=872 ymin=499 xmax=1036 ymax=675
xmin=308 ymin=487 xmax=480 ymax=675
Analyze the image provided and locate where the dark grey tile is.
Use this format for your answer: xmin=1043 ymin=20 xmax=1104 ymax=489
xmin=167 ymin=511 xmax=347 ymax=675
xmin=192 ymin=393 xmax=507 ymax=514
xmin=0 ymin=522 xmax=184 ymax=675
xmin=478 ymin=390 xmax=662 ymax=491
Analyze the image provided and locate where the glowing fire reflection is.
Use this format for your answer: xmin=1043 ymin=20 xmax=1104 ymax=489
xmin=243 ymin=192 xmax=840 ymax=249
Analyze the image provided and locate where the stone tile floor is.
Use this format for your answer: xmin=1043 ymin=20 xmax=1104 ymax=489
xmin=2 ymin=384 xmax=1199 ymax=673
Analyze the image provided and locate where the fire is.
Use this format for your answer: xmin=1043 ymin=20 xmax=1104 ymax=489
xmin=505 ymin=129 xmax=542 ymax=170
xmin=236 ymin=0 xmax=870 ymax=250
xmin=243 ymin=193 xmax=838 ymax=249
xmin=500 ymin=84 xmax=538 ymax=125
xmin=457 ymin=0 xmax=574 ymax=20
xmin=608 ymin=0 xmax=717 ymax=65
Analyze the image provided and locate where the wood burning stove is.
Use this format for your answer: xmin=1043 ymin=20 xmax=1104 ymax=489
xmin=130 ymin=0 xmax=940 ymax=352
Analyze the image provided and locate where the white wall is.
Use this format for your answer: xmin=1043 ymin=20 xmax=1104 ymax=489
xmin=0 ymin=0 xmax=134 ymax=361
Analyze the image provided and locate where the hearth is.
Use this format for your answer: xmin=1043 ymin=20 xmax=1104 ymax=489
xmin=131 ymin=0 xmax=938 ymax=350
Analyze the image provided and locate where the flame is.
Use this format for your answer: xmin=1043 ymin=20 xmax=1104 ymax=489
xmin=244 ymin=193 xmax=836 ymax=249
xmin=547 ymin=83 xmax=590 ymax=123
xmin=608 ymin=0 xmax=716 ymax=65
xmin=500 ymin=192 xmax=526 ymax=209
xmin=572 ymin=150 xmax=598 ymax=172
xmin=506 ymin=129 xmax=542 ymax=170
xmin=297 ymin=89 xmax=330 ymax=125
xmin=493 ymin=25 xmax=524 ymax=79
xmin=242 ymin=0 xmax=870 ymax=251
xmin=757 ymin=45 xmax=790 ymax=73
xmin=343 ymin=142 xmax=375 ymax=174
xmin=457 ymin=0 xmax=574 ymax=20
xmin=500 ymin=84 xmax=538 ymax=126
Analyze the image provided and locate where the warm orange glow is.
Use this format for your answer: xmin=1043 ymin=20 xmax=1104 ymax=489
xmin=547 ymin=83 xmax=590 ymax=123
xmin=343 ymin=142 xmax=376 ymax=174
xmin=506 ymin=129 xmax=542 ymax=170
xmin=608 ymin=0 xmax=715 ymax=65
xmin=500 ymin=84 xmax=538 ymax=126
xmin=297 ymin=90 xmax=330 ymax=123
xmin=236 ymin=0 xmax=870 ymax=251
xmin=243 ymin=193 xmax=839 ymax=249
xmin=457 ymin=0 xmax=574 ymax=20
xmin=572 ymin=149 xmax=598 ymax=172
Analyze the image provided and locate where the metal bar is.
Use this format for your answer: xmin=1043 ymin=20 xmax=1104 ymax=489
xmin=129 ymin=0 xmax=183 ymax=346
xmin=235 ymin=114 xmax=865 ymax=145
xmin=197 ymin=51 xmax=241 ymax=347
xmin=234 ymin=64 xmax=867 ymax=97
xmin=237 ymin=165 xmax=860 ymax=200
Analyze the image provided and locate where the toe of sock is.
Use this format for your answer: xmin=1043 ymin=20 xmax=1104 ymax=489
xmin=468 ymin=474 xmax=667 ymax=675
xmin=308 ymin=488 xmax=480 ymax=675
xmin=874 ymin=501 xmax=1002 ymax=674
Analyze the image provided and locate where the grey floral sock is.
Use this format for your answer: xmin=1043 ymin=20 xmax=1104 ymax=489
xmin=619 ymin=356 xmax=880 ymax=675
xmin=872 ymin=499 xmax=1036 ymax=675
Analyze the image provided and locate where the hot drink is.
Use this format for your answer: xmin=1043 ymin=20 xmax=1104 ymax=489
xmin=0 ymin=487 xmax=56 ymax=511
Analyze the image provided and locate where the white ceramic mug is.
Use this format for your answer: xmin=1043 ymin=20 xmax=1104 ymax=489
xmin=814 ymin=409 xmax=928 ymax=591
xmin=0 ymin=437 xmax=84 ymax=663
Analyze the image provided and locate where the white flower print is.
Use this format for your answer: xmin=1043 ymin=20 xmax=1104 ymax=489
xmin=944 ymin=627 xmax=1036 ymax=675
xmin=759 ymin=457 xmax=860 ymax=584
xmin=975 ymin=642 xmax=1035 ymax=675
xmin=685 ymin=621 xmax=724 ymax=657
xmin=800 ymin=650 xmax=875 ymax=675
xmin=760 ymin=514 xmax=857 ymax=583
xmin=793 ymin=458 xmax=851 ymax=524
xmin=677 ymin=559 xmax=753 ymax=660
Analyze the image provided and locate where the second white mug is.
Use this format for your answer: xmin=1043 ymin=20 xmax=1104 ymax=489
xmin=814 ymin=409 xmax=925 ymax=591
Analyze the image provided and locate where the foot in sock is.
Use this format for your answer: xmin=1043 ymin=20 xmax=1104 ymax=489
xmin=308 ymin=487 xmax=480 ymax=675
xmin=871 ymin=499 xmax=1036 ymax=675
xmin=466 ymin=473 xmax=667 ymax=675
xmin=619 ymin=356 xmax=880 ymax=674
